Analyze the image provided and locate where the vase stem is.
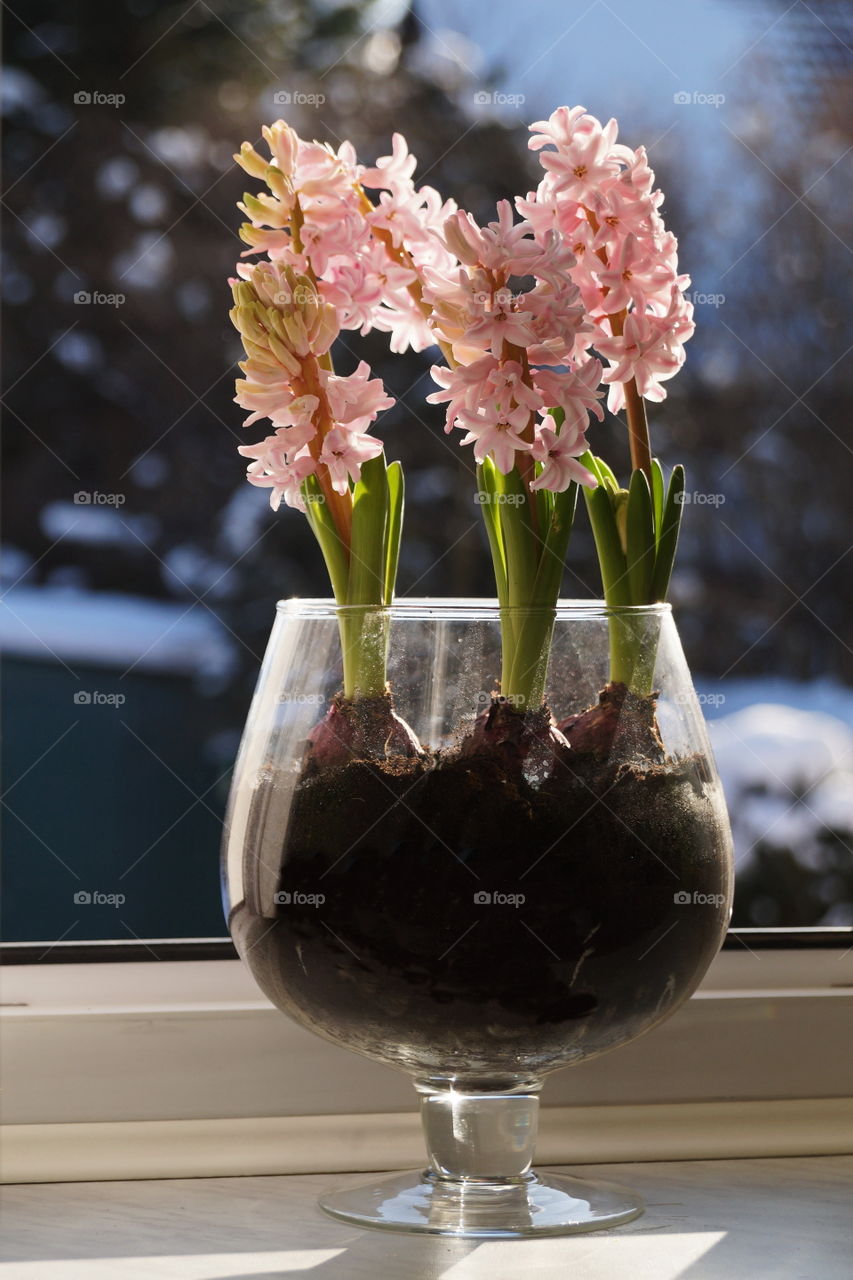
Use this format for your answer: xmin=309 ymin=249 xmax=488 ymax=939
xmin=415 ymin=1079 xmax=542 ymax=1183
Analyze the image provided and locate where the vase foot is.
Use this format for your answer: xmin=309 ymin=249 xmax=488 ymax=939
xmin=318 ymin=1168 xmax=643 ymax=1238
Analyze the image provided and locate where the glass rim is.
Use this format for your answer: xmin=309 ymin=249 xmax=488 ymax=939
xmin=275 ymin=597 xmax=673 ymax=620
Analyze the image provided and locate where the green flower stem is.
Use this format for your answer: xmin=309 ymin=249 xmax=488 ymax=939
xmin=478 ymin=446 xmax=578 ymax=710
xmin=337 ymin=607 xmax=389 ymax=699
xmin=607 ymin=615 xmax=657 ymax=694
xmin=303 ymin=455 xmax=404 ymax=699
xmin=581 ymin=452 xmax=685 ymax=695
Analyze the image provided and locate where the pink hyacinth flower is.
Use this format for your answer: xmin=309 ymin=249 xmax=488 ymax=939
xmin=529 ymin=420 xmax=597 ymax=492
xmin=319 ymin=426 xmax=384 ymax=495
xmin=456 ymin=410 xmax=533 ymax=475
xmin=597 ymin=312 xmax=685 ymax=405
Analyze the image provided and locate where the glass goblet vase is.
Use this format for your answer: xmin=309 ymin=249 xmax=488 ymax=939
xmin=222 ymin=599 xmax=733 ymax=1237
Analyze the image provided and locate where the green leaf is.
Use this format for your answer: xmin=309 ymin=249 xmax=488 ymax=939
xmin=533 ymin=471 xmax=552 ymax=538
xmin=347 ymin=454 xmax=389 ymax=607
xmin=383 ymin=461 xmax=404 ymax=606
xmin=650 ymin=457 xmax=665 ymax=539
xmin=626 ymin=469 xmax=655 ymax=604
xmin=583 ymin=451 xmax=620 ymax=492
xmin=650 ymin=464 xmax=685 ymax=601
xmin=584 ymin=485 xmax=631 ymax=607
xmin=532 ymin=482 xmax=577 ymax=607
xmin=578 ymin=450 xmax=606 ymax=486
xmin=476 ymin=460 xmax=508 ymax=606
xmin=495 ymin=464 xmax=538 ymax=609
xmin=302 ymin=477 xmax=350 ymax=605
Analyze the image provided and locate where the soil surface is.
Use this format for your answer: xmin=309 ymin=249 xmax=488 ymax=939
xmin=229 ymin=711 xmax=733 ymax=1084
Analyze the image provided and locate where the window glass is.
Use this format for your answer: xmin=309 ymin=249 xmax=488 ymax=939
xmin=3 ymin=0 xmax=851 ymax=941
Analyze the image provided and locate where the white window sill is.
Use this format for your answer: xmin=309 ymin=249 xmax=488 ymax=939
xmin=2 ymin=1156 xmax=852 ymax=1279
xmin=2 ymin=947 xmax=852 ymax=1182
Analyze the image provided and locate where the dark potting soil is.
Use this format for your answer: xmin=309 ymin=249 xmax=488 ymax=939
xmin=229 ymin=738 xmax=732 ymax=1083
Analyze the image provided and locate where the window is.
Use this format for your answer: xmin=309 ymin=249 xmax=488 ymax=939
xmin=3 ymin=3 xmax=851 ymax=941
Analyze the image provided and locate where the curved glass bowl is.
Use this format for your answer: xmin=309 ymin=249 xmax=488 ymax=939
xmin=222 ymin=598 xmax=733 ymax=1236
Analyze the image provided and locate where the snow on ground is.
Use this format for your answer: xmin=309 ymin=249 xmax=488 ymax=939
xmin=704 ymin=692 xmax=853 ymax=879
xmin=39 ymin=501 xmax=159 ymax=547
xmin=0 ymin=584 xmax=236 ymax=680
xmin=695 ymin=675 xmax=853 ymax=726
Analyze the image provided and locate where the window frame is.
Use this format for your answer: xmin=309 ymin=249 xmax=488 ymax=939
xmin=3 ymin=930 xmax=852 ymax=1183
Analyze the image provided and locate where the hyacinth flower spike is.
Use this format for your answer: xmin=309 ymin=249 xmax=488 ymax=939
xmin=525 ymin=106 xmax=693 ymax=720
xmin=229 ymin=123 xmax=425 ymax=765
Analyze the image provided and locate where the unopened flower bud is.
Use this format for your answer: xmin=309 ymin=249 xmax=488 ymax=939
xmin=234 ymin=142 xmax=268 ymax=180
xmin=266 ymin=332 xmax=303 ymax=376
xmin=239 ymin=223 xmax=273 ymax=250
xmin=240 ymin=191 xmax=290 ymax=230
xmin=265 ymin=165 xmax=294 ymax=205
xmin=612 ymin=488 xmax=630 ymax=555
xmin=442 ymin=213 xmax=481 ymax=267
xmin=261 ymin=122 xmax=298 ymax=177
xmin=281 ymin=310 xmax=310 ymax=357
xmin=230 ymin=305 xmax=268 ymax=348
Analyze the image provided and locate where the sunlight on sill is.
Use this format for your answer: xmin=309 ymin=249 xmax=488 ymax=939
xmin=3 ymin=1235 xmax=731 ymax=1278
xmin=442 ymin=1232 xmax=729 ymax=1276
xmin=5 ymin=1250 xmax=348 ymax=1278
